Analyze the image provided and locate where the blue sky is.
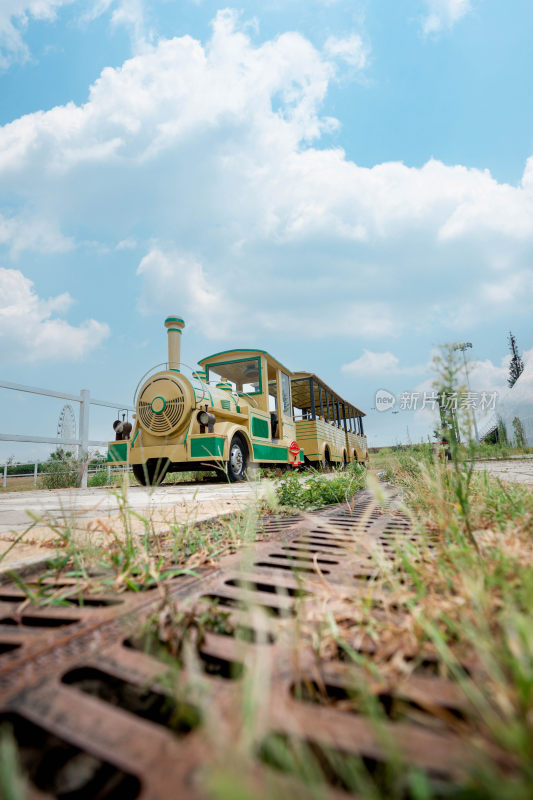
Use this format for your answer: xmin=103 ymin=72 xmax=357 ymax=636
xmin=1 ymin=0 xmax=532 ymax=458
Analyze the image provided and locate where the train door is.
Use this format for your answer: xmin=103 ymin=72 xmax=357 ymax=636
xmin=276 ymin=370 xmax=293 ymax=442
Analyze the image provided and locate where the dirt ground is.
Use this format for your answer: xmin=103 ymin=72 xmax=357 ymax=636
xmin=0 ymin=494 xmax=254 ymax=568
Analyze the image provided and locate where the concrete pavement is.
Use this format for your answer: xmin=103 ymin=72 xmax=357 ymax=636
xmin=0 ymin=480 xmax=271 ymax=535
xmin=472 ymin=457 xmax=533 ymax=485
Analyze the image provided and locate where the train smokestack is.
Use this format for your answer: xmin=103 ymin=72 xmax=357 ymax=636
xmin=164 ymin=316 xmax=185 ymax=369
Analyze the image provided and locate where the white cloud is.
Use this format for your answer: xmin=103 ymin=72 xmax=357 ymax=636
xmin=0 ymin=0 xmax=74 ymax=68
xmin=116 ymin=237 xmax=137 ymax=250
xmin=85 ymin=0 xmax=150 ymax=52
xmin=0 ymin=11 xmax=532 ymax=344
xmin=136 ymin=247 xmax=234 ymax=339
xmin=257 ymin=303 xmax=400 ymax=340
xmin=343 ymin=350 xmax=400 ymax=374
xmin=0 ymin=213 xmax=74 ymax=256
xmin=0 ymin=0 xmax=149 ymax=70
xmin=421 ymin=0 xmax=472 ymax=35
xmin=324 ymin=33 xmax=368 ymax=70
xmin=0 ymin=267 xmax=110 ymax=363
xmin=342 ymin=350 xmax=429 ymax=375
xmin=481 ymin=270 xmax=533 ymax=305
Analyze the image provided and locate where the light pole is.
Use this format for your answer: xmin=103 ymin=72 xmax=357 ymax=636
xmin=454 ymin=342 xmax=479 ymax=442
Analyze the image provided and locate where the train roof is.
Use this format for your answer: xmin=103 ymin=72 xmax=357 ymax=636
xmin=291 ymin=371 xmax=366 ymax=418
xmin=198 ymin=348 xmax=293 ymax=376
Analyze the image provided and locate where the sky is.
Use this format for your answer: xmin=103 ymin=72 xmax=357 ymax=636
xmin=0 ymin=0 xmax=532 ymax=460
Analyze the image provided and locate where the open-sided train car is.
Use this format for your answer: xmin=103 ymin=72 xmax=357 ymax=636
xmin=107 ymin=317 xmax=304 ymax=484
xmin=291 ymin=372 xmax=368 ymax=466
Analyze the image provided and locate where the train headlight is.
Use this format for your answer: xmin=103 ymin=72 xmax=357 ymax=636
xmin=197 ymin=410 xmax=216 ymax=432
xmin=197 ymin=410 xmax=210 ymax=426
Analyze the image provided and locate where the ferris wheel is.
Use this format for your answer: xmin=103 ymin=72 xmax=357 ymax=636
xmin=57 ymin=404 xmax=77 ymax=449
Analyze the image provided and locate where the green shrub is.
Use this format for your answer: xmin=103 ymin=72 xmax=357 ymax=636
xmin=88 ymin=469 xmax=109 ymax=487
xmin=40 ymin=455 xmax=81 ymax=489
xmin=275 ymin=464 xmax=366 ymax=510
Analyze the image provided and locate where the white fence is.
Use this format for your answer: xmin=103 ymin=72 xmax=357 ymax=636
xmin=0 ymin=380 xmax=133 ymax=488
xmin=2 ymin=462 xmax=131 ymax=489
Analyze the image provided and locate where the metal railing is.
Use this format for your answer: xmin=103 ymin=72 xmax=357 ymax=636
xmin=0 ymin=381 xmax=133 ymax=488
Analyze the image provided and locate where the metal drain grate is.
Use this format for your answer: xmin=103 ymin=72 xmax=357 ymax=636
xmin=0 ymin=487 xmax=477 ymax=798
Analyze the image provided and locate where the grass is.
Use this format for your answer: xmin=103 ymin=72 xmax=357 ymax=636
xmin=198 ymin=452 xmax=533 ymax=798
xmin=329 ymin=449 xmax=533 ymax=798
xmin=275 ymin=462 xmax=367 ymax=510
xmin=0 ymin=474 xmax=283 ymax=600
xmin=2 ymin=455 xmax=532 ymax=798
xmin=369 ymin=442 xmax=533 ymax=473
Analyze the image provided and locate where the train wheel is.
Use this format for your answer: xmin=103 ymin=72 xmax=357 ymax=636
xmin=132 ymin=458 xmax=170 ymax=486
xmin=227 ymin=436 xmax=247 ymax=482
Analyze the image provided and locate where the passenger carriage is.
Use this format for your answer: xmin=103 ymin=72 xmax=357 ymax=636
xmin=291 ymin=372 xmax=368 ymax=466
xmin=107 ymin=315 xmax=367 ymax=484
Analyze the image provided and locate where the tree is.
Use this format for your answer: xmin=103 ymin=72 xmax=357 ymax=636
xmin=508 ymin=331 xmax=524 ymax=388
xmin=432 ymin=343 xmax=467 ymax=445
xmin=512 ymin=417 xmax=526 ymax=449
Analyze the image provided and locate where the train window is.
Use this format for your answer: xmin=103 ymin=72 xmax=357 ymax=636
xmin=207 ymin=358 xmax=262 ymax=395
xmin=280 ymin=372 xmax=291 ymax=416
xmin=268 ymin=380 xmax=278 ymax=412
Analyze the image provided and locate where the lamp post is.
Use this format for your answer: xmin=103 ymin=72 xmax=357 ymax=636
xmin=454 ymin=342 xmax=479 ymax=442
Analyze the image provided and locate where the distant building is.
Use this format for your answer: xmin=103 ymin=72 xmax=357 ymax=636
xmin=480 ymin=356 xmax=533 ymax=447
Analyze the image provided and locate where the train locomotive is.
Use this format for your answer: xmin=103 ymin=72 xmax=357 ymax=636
xmin=107 ymin=316 xmax=305 ymax=484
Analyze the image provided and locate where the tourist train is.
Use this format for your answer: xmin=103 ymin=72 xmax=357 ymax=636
xmin=107 ymin=316 xmax=367 ymax=484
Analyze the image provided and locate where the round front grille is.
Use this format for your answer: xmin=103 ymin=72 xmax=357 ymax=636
xmin=137 ymin=375 xmax=188 ymax=436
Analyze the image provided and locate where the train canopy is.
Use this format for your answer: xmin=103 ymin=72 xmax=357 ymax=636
xmin=291 ymin=371 xmax=365 ymax=427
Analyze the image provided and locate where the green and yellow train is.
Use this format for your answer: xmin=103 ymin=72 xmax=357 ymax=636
xmin=107 ymin=316 xmax=367 ymax=484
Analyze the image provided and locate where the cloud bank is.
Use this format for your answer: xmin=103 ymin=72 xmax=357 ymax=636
xmin=0 ymin=10 xmax=532 ymax=344
xmin=0 ymin=267 xmax=109 ymax=363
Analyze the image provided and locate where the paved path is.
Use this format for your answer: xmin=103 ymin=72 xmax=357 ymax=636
xmin=0 ymin=480 xmax=269 ymax=534
xmin=472 ymin=457 xmax=533 ymax=485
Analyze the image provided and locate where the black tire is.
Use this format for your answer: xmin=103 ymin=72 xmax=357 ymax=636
xmin=132 ymin=458 xmax=170 ymax=486
xmin=227 ymin=436 xmax=247 ymax=482
xmin=342 ymin=451 xmax=347 ymax=468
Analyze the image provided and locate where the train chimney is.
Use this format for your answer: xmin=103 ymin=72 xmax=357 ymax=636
xmin=164 ymin=316 xmax=185 ymax=370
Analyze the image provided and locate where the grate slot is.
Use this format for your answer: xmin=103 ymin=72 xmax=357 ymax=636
xmin=291 ymin=681 xmax=466 ymax=731
xmin=0 ymin=641 xmax=21 ymax=655
xmin=291 ymin=538 xmax=351 ymax=549
xmin=263 ymin=553 xmax=339 ymax=566
xmin=0 ymin=592 xmax=121 ymax=608
xmin=124 ymin=635 xmax=246 ymax=677
xmin=0 ymin=616 xmax=79 ymax=628
xmin=61 ymin=667 xmax=201 ymax=735
xmin=200 ymin=593 xmax=294 ymax=618
xmin=0 ymin=712 xmax=141 ymax=799
xmin=254 ymin=562 xmax=330 ymax=574
xmin=224 ymin=579 xmax=308 ymax=597
xmin=258 ymin=731 xmax=454 ymax=792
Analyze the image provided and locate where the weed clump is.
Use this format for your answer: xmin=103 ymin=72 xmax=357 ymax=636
xmin=39 ymin=454 xmax=82 ymax=489
xmin=275 ymin=464 xmax=366 ymax=510
xmin=88 ymin=469 xmax=109 ymax=487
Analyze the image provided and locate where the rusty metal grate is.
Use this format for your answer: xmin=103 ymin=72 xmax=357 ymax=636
xmin=0 ymin=488 xmax=477 ymax=798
